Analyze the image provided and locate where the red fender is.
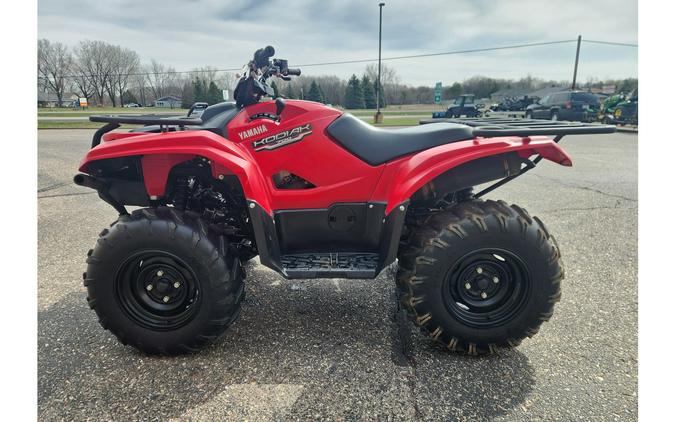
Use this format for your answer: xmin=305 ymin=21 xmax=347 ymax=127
xmin=78 ymin=130 xmax=274 ymax=212
xmin=373 ymin=136 xmax=572 ymax=214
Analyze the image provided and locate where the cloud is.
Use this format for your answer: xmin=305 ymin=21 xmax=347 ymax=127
xmin=38 ymin=0 xmax=637 ymax=85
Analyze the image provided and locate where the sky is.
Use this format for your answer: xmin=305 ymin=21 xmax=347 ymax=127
xmin=38 ymin=0 xmax=638 ymax=86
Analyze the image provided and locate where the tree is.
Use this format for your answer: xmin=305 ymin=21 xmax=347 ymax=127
xmin=284 ymin=83 xmax=295 ymax=99
xmin=121 ymin=90 xmax=138 ymax=105
xmin=446 ymin=82 xmax=463 ymax=99
xmin=75 ymin=40 xmax=116 ymax=106
xmin=307 ymin=80 xmax=323 ymax=103
xmin=344 ymin=75 xmax=365 ymax=109
xmin=206 ymin=81 xmax=222 ymax=105
xmin=361 ymin=75 xmax=376 ymax=109
xmin=109 ymin=46 xmax=140 ymax=107
xmin=38 ymin=39 xmax=73 ymax=106
xmin=270 ymin=81 xmax=279 ymax=99
xmin=192 ymin=77 xmax=207 ymax=103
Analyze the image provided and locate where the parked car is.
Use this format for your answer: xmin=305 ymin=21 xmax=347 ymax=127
xmin=431 ymin=94 xmax=482 ymax=118
xmin=525 ymin=91 xmax=599 ymax=122
xmin=123 ymin=103 xmax=140 ymax=108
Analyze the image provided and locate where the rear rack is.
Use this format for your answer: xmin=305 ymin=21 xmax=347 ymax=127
xmin=88 ymin=114 xmax=204 ymax=148
xmin=420 ymin=117 xmax=615 ymax=137
xmin=419 ymin=117 xmax=615 ymax=199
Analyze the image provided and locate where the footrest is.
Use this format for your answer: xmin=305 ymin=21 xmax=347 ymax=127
xmin=281 ymin=253 xmax=379 ymax=279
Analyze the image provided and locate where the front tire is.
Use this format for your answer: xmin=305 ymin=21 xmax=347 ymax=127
xmin=396 ymin=200 xmax=563 ymax=355
xmin=550 ymin=111 xmax=559 ymax=121
xmin=84 ymin=207 xmax=245 ymax=355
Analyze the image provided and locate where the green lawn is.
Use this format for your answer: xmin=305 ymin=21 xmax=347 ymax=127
xmin=38 ymin=107 xmax=189 ymax=117
xmin=38 ymin=121 xmax=142 ymax=130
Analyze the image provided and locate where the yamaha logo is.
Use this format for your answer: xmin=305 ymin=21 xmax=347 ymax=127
xmin=238 ymin=125 xmax=268 ymax=140
xmin=252 ymin=124 xmax=312 ymax=151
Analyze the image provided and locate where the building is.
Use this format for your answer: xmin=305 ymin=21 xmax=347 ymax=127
xmin=154 ymin=96 xmax=182 ymax=108
xmin=38 ymin=91 xmax=79 ymax=107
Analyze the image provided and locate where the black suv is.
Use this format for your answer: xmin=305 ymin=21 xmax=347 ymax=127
xmin=525 ymin=91 xmax=599 ymax=122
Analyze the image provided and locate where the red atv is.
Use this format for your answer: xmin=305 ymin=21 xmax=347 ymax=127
xmin=76 ymin=46 xmax=614 ymax=355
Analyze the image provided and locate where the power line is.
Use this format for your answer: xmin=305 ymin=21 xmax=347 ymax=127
xmin=582 ymin=39 xmax=638 ymax=48
xmin=39 ymin=38 xmax=637 ymax=80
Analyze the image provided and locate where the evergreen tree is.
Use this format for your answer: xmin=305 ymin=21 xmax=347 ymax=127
xmin=344 ymin=74 xmax=365 ymax=109
xmin=192 ymin=77 xmax=207 ymax=102
xmin=270 ymin=81 xmax=280 ymax=99
xmin=121 ymin=90 xmax=138 ymax=105
xmin=206 ymin=81 xmax=222 ymax=105
xmin=361 ymin=75 xmax=376 ymax=109
xmin=284 ymin=83 xmax=295 ymax=99
xmin=307 ymin=80 xmax=323 ymax=103
xmin=448 ymin=82 xmax=463 ymax=99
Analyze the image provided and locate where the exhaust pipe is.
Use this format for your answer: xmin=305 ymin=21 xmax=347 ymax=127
xmin=74 ymin=174 xmax=128 ymax=215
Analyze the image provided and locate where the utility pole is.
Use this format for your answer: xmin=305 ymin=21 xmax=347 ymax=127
xmin=572 ymin=35 xmax=581 ymax=90
xmin=375 ymin=2 xmax=385 ymax=123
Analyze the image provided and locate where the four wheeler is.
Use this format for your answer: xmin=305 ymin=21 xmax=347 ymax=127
xmin=76 ymin=46 xmax=615 ymax=355
xmin=430 ymin=94 xmax=482 ymax=119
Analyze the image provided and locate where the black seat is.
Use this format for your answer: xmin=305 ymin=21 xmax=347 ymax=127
xmin=326 ymin=113 xmax=474 ymax=166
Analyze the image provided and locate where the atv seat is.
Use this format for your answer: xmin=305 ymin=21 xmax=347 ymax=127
xmin=326 ymin=113 xmax=474 ymax=166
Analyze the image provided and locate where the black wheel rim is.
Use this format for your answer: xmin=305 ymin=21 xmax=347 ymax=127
xmin=443 ymin=248 xmax=531 ymax=328
xmin=115 ymin=251 xmax=200 ymax=330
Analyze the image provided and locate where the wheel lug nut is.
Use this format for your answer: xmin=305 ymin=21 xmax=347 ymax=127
xmin=162 ymin=296 xmax=170 ymax=303
xmin=493 ymin=276 xmax=499 ymax=283
xmin=173 ymin=282 xmax=180 ymax=288
xmin=156 ymin=270 xmax=164 ymax=277
xmin=476 ymin=267 xmax=483 ymax=274
xmin=146 ymin=284 xmax=153 ymax=291
xmin=464 ymin=282 xmax=471 ymax=290
xmin=480 ymin=292 xmax=488 ymax=299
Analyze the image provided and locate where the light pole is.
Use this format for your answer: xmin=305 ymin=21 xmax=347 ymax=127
xmin=375 ymin=2 xmax=385 ymax=123
xmin=571 ymin=35 xmax=581 ymax=90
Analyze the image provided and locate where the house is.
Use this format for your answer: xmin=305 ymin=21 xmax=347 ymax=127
xmin=38 ymin=91 xmax=79 ymax=107
xmin=154 ymin=96 xmax=182 ymax=108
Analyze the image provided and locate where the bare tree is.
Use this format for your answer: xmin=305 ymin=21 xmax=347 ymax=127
xmin=38 ymin=39 xmax=73 ymax=106
xmin=75 ymin=40 xmax=115 ymax=106
xmin=145 ymin=59 xmax=177 ymax=101
xmin=107 ymin=46 xmax=140 ymax=106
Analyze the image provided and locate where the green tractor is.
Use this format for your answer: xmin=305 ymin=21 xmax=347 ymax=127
xmin=601 ymin=89 xmax=638 ymax=126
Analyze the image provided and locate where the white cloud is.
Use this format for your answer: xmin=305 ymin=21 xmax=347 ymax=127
xmin=38 ymin=0 xmax=637 ymax=85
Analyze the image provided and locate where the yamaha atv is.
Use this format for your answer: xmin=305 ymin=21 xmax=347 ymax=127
xmin=76 ymin=46 xmax=615 ymax=355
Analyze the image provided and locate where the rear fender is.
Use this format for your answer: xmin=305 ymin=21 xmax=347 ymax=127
xmin=79 ymin=130 xmax=272 ymax=211
xmin=376 ymin=136 xmax=572 ymax=213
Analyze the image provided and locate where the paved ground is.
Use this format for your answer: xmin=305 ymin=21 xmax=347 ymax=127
xmin=38 ymin=129 xmax=637 ymax=421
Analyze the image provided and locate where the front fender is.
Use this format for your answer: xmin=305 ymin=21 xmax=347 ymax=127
xmin=376 ymin=136 xmax=572 ymax=214
xmin=79 ymin=129 xmax=273 ymax=212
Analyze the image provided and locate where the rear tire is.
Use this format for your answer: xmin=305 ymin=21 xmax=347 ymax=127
xmin=396 ymin=199 xmax=563 ymax=355
xmin=83 ymin=206 xmax=245 ymax=355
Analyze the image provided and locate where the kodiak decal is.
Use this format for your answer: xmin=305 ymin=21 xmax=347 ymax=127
xmin=252 ymin=124 xmax=312 ymax=151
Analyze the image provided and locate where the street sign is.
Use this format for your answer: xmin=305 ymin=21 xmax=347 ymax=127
xmin=222 ymin=90 xmax=229 ymax=101
xmin=434 ymin=82 xmax=442 ymax=104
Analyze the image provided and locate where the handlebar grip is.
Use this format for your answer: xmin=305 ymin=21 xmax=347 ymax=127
xmin=286 ymin=68 xmax=301 ymax=76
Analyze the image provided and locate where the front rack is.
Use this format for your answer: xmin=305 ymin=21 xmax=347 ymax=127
xmin=420 ymin=117 xmax=616 ymax=137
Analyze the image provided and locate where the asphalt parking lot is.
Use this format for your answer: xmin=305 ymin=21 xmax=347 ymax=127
xmin=38 ymin=129 xmax=637 ymax=421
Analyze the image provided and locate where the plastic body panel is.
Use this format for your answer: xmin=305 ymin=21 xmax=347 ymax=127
xmin=80 ymin=100 xmax=572 ymax=216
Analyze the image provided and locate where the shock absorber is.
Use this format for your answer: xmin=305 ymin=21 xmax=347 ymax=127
xmin=172 ymin=176 xmax=191 ymax=210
